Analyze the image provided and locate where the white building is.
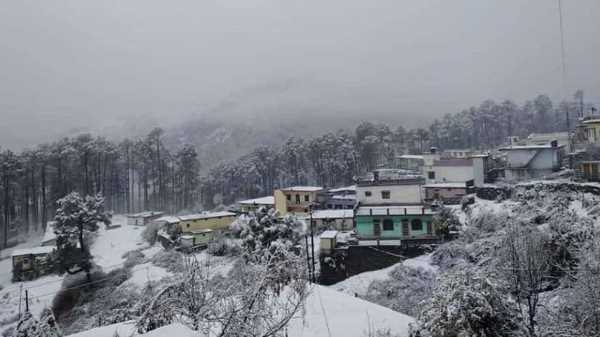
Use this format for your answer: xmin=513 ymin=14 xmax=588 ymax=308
xmin=356 ymin=171 xmax=425 ymax=206
xmin=428 ymin=159 xmax=474 ymax=184
xmin=500 ymin=143 xmax=564 ymax=181
xmin=311 ymin=209 xmax=354 ymax=231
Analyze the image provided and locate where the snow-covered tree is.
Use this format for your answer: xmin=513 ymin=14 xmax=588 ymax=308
xmin=16 ymin=309 xmax=62 ymax=337
xmin=411 ymin=268 xmax=527 ymax=337
xmin=54 ymin=192 xmax=111 ymax=282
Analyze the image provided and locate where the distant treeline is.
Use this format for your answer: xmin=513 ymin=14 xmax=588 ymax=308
xmin=0 ymin=92 xmax=593 ymax=245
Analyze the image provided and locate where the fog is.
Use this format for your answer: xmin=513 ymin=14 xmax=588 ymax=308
xmin=1 ymin=0 xmax=599 ymax=149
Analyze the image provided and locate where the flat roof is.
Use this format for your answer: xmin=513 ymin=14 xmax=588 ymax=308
xmin=280 ymin=186 xmax=323 ymax=192
xmin=331 ymin=194 xmax=356 ymax=200
xmin=396 ymin=154 xmax=425 ymax=160
xmin=582 ymin=119 xmax=600 ymax=124
xmin=12 ymin=246 xmax=55 ymax=257
xmin=312 ymin=210 xmax=354 ymax=219
xmin=128 ymin=211 xmax=164 ymax=218
xmin=320 ymin=230 xmax=338 ymax=239
xmin=154 ymin=216 xmax=181 ymax=224
xmin=433 ymin=159 xmax=473 ymax=167
xmin=356 ymin=206 xmax=435 ymax=216
xmin=179 ymin=211 xmax=236 ymax=221
xmin=328 ymin=185 xmax=356 ymax=193
xmin=238 ymin=196 xmax=275 ymax=205
xmin=424 ymin=182 xmax=467 ymax=188
xmin=499 ymin=144 xmax=564 ymax=151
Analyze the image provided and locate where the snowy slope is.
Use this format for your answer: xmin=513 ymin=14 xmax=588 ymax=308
xmin=90 ymin=215 xmax=149 ymax=271
xmin=331 ymin=254 xmax=437 ymax=297
xmin=288 ymin=284 xmax=414 ymax=337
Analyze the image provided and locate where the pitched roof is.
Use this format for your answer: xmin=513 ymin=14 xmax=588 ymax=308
xmin=178 ymin=211 xmax=236 ymax=221
xmin=238 ymin=196 xmax=275 ymax=205
xmin=12 ymin=246 xmax=55 ymax=257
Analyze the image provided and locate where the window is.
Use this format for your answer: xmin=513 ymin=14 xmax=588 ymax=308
xmin=381 ymin=190 xmax=391 ymax=199
xmin=411 ymin=219 xmax=423 ymax=231
xmin=383 ymin=218 xmax=394 ymax=231
xmin=428 ymin=171 xmax=435 ymax=179
xmin=295 ymin=194 xmax=300 ymax=204
xmin=304 ymin=195 xmax=310 ymax=202
xmin=286 ymin=194 xmax=291 ymax=201
xmin=365 ymin=191 xmax=372 ymax=197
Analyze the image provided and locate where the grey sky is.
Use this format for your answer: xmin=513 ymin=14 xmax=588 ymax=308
xmin=1 ymin=0 xmax=599 ymax=149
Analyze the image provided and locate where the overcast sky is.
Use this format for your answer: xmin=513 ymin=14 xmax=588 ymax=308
xmin=1 ymin=0 xmax=599 ymax=149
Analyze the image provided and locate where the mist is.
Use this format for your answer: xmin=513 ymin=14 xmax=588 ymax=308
xmin=1 ymin=0 xmax=599 ymax=150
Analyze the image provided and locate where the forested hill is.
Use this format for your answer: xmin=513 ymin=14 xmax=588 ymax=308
xmin=0 ymin=93 xmax=591 ymax=243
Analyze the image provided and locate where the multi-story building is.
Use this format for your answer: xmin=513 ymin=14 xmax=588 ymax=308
xmin=354 ymin=170 xmax=437 ymax=242
xmin=274 ymin=186 xmax=323 ymax=216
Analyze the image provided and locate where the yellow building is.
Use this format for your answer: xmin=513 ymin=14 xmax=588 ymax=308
xmin=177 ymin=211 xmax=237 ymax=232
xmin=274 ymin=186 xmax=323 ymax=216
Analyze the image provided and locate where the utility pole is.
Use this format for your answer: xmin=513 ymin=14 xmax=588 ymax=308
xmin=304 ymin=235 xmax=312 ymax=282
xmin=309 ymin=204 xmax=316 ymax=283
xmin=25 ymin=290 xmax=29 ymax=313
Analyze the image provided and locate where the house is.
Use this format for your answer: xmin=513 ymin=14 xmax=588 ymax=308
xmin=427 ymin=159 xmax=474 ymax=184
xmin=354 ymin=170 xmax=437 ymax=242
xmin=127 ymin=211 xmax=164 ymax=226
xmin=581 ymin=161 xmax=600 ymax=181
xmin=395 ymin=154 xmax=425 ymax=172
xmin=41 ymin=221 xmax=57 ymax=246
xmin=177 ymin=212 xmax=237 ymax=233
xmin=423 ymin=182 xmax=468 ymax=204
xmin=320 ymin=230 xmax=338 ymax=254
xmin=354 ymin=205 xmax=436 ymax=241
xmin=180 ymin=229 xmax=215 ymax=249
xmin=274 ymin=186 xmax=323 ymax=216
xmin=320 ymin=185 xmax=356 ymax=210
xmin=356 ymin=170 xmax=425 ymax=206
xmin=500 ymin=142 xmax=564 ymax=181
xmin=579 ymin=119 xmax=600 ymax=144
xmin=238 ymin=196 xmax=275 ymax=213
xmin=526 ymin=132 xmax=570 ymax=148
xmin=311 ymin=209 xmax=354 ymax=231
xmin=12 ymin=246 xmax=56 ymax=281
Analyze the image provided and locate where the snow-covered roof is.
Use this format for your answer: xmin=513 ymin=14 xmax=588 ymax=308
xmin=12 ymin=246 xmax=55 ymax=257
xmin=320 ymin=230 xmax=338 ymax=239
xmin=331 ymin=194 xmax=356 ymax=200
xmin=433 ymin=159 xmax=473 ymax=167
xmin=128 ymin=211 xmax=164 ymax=218
xmin=499 ymin=144 xmax=564 ymax=151
xmin=179 ymin=211 xmax=236 ymax=221
xmin=396 ymin=154 xmax=424 ymax=160
xmin=41 ymin=221 xmax=56 ymax=244
xmin=280 ymin=186 xmax=323 ymax=192
xmin=582 ymin=119 xmax=600 ymax=125
xmin=65 ymin=322 xmax=202 ymax=337
xmin=154 ymin=216 xmax=181 ymax=224
xmin=328 ymin=185 xmax=356 ymax=193
xmin=356 ymin=206 xmax=434 ymax=216
xmin=424 ymin=182 xmax=467 ymax=188
xmin=312 ymin=209 xmax=354 ymax=219
xmin=141 ymin=323 xmax=201 ymax=337
xmin=238 ymin=196 xmax=275 ymax=205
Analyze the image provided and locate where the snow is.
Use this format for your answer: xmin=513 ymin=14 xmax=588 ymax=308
xmin=238 ymin=196 xmax=275 ymax=205
xmin=153 ymin=216 xmax=181 ymax=224
xmin=11 ymin=246 xmax=55 ymax=257
xmin=281 ymin=186 xmax=323 ymax=192
xmin=287 ymin=285 xmax=414 ymax=337
xmin=331 ymin=254 xmax=437 ymax=297
xmin=128 ymin=211 xmax=164 ymax=218
xmin=331 ymin=194 xmax=356 ymax=200
xmin=328 ymin=185 xmax=356 ymax=193
xmin=423 ymin=182 xmax=467 ymax=188
xmin=356 ymin=206 xmax=434 ymax=216
xmin=311 ymin=209 xmax=353 ymax=219
xmin=141 ymin=323 xmax=203 ymax=337
xmin=41 ymin=221 xmax=57 ymax=245
xmin=122 ymin=263 xmax=172 ymax=288
xmin=320 ymin=231 xmax=338 ymax=239
xmin=178 ymin=211 xmax=236 ymax=221
xmin=90 ymin=215 xmax=148 ymax=272
xmin=65 ymin=320 xmax=136 ymax=337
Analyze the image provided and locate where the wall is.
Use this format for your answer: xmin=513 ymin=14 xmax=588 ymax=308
xmin=356 ymin=184 xmax=423 ymax=205
xmin=431 ymin=165 xmax=473 ymax=183
xmin=314 ymin=218 xmax=353 ymax=231
xmin=355 ymin=214 xmax=434 ymax=239
xmin=424 ymin=187 xmax=467 ymax=203
xmin=472 ymin=157 xmax=485 ymax=187
xmin=178 ymin=216 xmax=236 ymax=232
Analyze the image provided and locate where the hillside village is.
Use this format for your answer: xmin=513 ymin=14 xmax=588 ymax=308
xmin=1 ymin=112 xmax=600 ymax=336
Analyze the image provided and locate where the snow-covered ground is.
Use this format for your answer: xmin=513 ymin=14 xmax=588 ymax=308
xmin=331 ymin=254 xmax=437 ymax=297
xmin=289 ymin=284 xmax=414 ymax=337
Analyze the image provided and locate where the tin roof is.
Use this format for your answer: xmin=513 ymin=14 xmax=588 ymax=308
xmin=320 ymin=230 xmax=338 ymax=239
xmin=12 ymin=246 xmax=55 ymax=257
xmin=238 ymin=196 xmax=275 ymax=205
xmin=178 ymin=211 xmax=236 ymax=221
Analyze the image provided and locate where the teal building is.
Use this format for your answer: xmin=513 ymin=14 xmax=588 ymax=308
xmin=355 ymin=205 xmax=435 ymax=240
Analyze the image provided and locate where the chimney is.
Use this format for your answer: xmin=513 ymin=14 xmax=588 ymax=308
xmin=551 ymin=140 xmax=558 ymax=148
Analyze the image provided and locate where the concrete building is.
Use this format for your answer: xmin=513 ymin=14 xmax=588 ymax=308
xmin=395 ymin=154 xmax=425 ymax=172
xmin=311 ymin=209 xmax=354 ymax=231
xmin=320 ymin=185 xmax=356 ymax=210
xmin=177 ymin=211 xmax=236 ymax=232
xmin=500 ymin=143 xmax=564 ymax=181
xmin=238 ymin=196 xmax=275 ymax=213
xmin=354 ymin=205 xmax=435 ymax=240
xmin=274 ymin=186 xmax=323 ymax=216
xmin=579 ymin=119 xmax=600 ymax=144
xmin=428 ymin=159 xmax=474 ymax=184
xmin=423 ymin=182 xmax=468 ymax=204
xmin=442 ymin=149 xmax=473 ymax=159
xmin=581 ymin=161 xmax=600 ymax=181
xmin=127 ymin=211 xmax=164 ymax=226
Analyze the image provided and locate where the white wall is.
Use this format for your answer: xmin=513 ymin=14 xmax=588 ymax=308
xmin=473 ymin=157 xmax=485 ymax=187
xmin=356 ymin=184 xmax=423 ymax=204
xmin=506 ymin=148 xmax=559 ymax=170
xmin=430 ymin=165 xmax=474 ymax=183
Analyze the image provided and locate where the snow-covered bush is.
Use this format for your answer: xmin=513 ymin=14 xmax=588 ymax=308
xmin=207 ymin=233 xmax=241 ymax=257
xmin=141 ymin=222 xmax=161 ymax=245
xmin=150 ymin=250 xmax=184 ymax=274
xmin=364 ymin=265 xmax=436 ymax=316
xmin=123 ymin=250 xmax=146 ymax=269
xmin=431 ymin=207 xmax=461 ymax=238
xmin=410 ymin=268 xmax=527 ymax=337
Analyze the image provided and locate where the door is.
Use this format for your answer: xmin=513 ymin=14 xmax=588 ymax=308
xmin=373 ymin=220 xmax=381 ymax=237
xmin=593 ymin=164 xmax=599 ymax=181
xmin=427 ymin=222 xmax=433 ymax=235
xmin=402 ymin=219 xmax=410 ymax=237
